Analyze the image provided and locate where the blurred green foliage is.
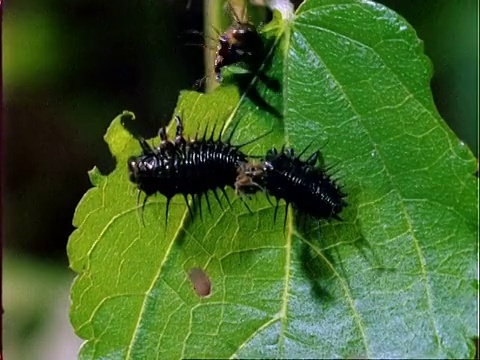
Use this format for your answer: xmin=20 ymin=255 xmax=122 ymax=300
xmin=3 ymin=11 xmax=65 ymax=88
xmin=3 ymin=253 xmax=81 ymax=359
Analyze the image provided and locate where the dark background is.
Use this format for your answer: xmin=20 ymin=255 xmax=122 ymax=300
xmin=2 ymin=0 xmax=477 ymax=358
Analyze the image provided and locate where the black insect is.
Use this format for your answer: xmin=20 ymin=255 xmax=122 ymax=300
xmin=214 ymin=18 xmax=263 ymax=82
xmin=186 ymin=2 xmax=265 ymax=88
xmin=128 ymin=116 xmax=262 ymax=222
xmin=236 ymin=146 xmax=347 ymax=225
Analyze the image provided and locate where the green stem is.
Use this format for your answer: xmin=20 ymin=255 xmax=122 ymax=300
xmin=204 ymin=0 xmax=227 ymax=91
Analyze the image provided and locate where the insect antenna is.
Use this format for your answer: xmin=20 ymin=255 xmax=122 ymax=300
xmin=182 ymin=29 xmax=219 ymax=44
xmin=183 ymin=42 xmax=218 ymax=52
xmin=226 ymin=0 xmax=247 ymax=24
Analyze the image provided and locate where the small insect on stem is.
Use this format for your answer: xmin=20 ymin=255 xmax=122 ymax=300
xmin=186 ymin=1 xmax=265 ymax=89
xmin=213 ymin=1 xmax=264 ymax=82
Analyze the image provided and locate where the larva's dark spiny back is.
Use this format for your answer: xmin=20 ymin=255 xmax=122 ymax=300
xmin=236 ymin=146 xmax=347 ymax=224
xmin=128 ymin=116 xmax=249 ymax=221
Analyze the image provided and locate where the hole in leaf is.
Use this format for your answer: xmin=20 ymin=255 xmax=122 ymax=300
xmin=188 ymin=267 xmax=211 ymax=297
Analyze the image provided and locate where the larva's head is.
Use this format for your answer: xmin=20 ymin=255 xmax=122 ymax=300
xmin=128 ymin=156 xmax=140 ymax=184
xmin=127 ymin=155 xmax=162 ymax=196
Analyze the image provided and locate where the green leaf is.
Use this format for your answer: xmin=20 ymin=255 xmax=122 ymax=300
xmin=68 ymin=0 xmax=478 ymax=358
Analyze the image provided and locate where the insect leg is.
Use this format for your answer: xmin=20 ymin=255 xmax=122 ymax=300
xmin=183 ymin=29 xmax=219 ymax=43
xmin=193 ymin=76 xmax=208 ymax=90
xmin=226 ymin=0 xmax=247 ymax=24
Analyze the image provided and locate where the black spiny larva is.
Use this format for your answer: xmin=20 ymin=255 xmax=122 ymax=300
xmin=236 ymin=145 xmax=347 ymax=225
xmin=128 ymin=116 xmax=256 ymax=221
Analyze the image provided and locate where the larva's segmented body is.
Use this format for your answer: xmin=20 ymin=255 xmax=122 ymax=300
xmin=236 ymin=146 xmax=347 ymax=223
xmin=128 ymin=116 xmax=248 ymax=219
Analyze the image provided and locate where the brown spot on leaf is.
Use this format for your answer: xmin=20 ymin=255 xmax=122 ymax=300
xmin=189 ymin=268 xmax=211 ymax=297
